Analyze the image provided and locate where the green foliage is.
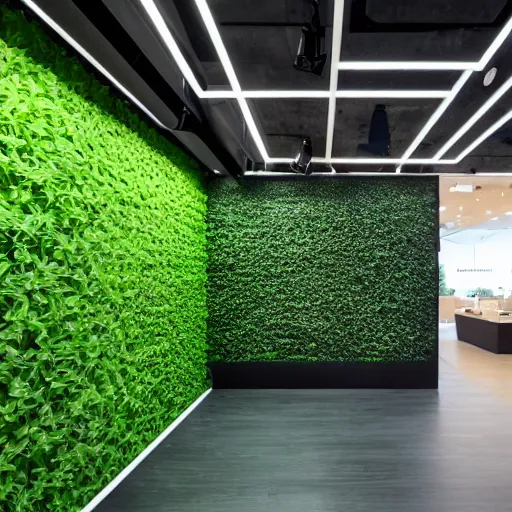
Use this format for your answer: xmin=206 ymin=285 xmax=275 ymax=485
xmin=207 ymin=178 xmax=438 ymax=363
xmin=439 ymin=264 xmax=455 ymax=296
xmin=0 ymin=7 xmax=208 ymax=511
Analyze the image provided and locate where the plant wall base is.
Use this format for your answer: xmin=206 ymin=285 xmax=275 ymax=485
xmin=209 ymin=360 xmax=438 ymax=389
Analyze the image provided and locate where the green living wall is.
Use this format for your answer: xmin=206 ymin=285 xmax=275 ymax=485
xmin=0 ymin=7 xmax=208 ymax=511
xmin=207 ymin=178 xmax=438 ymax=362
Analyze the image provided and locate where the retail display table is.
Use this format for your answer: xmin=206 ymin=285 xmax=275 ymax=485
xmin=455 ymin=312 xmax=512 ymax=354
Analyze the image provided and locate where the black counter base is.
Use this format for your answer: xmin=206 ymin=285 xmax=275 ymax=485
xmin=455 ymin=313 xmax=512 ymax=354
xmin=208 ymin=360 xmax=438 ymax=389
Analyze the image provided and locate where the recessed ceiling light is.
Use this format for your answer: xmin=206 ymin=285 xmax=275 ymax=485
xmin=491 ymin=217 xmax=499 ymax=220
xmin=459 ymin=206 xmax=463 ymax=211
xmin=483 ymin=67 xmax=498 ymax=87
xmin=439 ymin=206 xmax=447 ymax=212
xmin=486 ymin=210 xmax=493 ymax=214
xmin=476 ymin=198 xmax=480 ymax=201
xmin=456 ymin=214 xmax=461 ymax=218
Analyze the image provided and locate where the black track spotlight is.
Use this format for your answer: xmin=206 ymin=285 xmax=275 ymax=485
xmin=290 ymin=137 xmax=313 ymax=174
xmin=293 ymin=0 xmax=326 ymax=76
xmin=357 ymin=104 xmax=390 ymax=157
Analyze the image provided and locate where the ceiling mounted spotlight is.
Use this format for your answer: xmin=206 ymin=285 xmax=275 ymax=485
xmin=293 ymin=0 xmax=326 ymax=76
xmin=357 ymin=105 xmax=390 ymax=157
xmin=290 ymin=137 xmax=313 ymax=174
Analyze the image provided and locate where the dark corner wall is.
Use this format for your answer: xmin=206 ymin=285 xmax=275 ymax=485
xmin=0 ymin=7 xmax=208 ymax=511
xmin=207 ymin=177 xmax=439 ymax=387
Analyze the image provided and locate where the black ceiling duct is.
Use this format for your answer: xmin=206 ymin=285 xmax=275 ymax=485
xmin=290 ymin=136 xmax=313 ymax=174
xmin=357 ymin=104 xmax=390 ymax=156
xmin=293 ymin=0 xmax=327 ymax=76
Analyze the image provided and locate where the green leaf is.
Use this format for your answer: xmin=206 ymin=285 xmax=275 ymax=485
xmin=0 ymin=6 xmax=208 ymax=511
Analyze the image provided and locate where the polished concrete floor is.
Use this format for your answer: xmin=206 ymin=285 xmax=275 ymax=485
xmin=439 ymin=323 xmax=512 ymax=403
xmin=96 ymin=328 xmax=512 ymax=512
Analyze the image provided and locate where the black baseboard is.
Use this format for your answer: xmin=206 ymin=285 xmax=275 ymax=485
xmin=208 ymin=360 xmax=438 ymax=389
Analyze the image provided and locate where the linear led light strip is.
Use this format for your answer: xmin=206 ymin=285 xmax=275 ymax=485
xmin=140 ymin=0 xmax=449 ymax=164
xmin=245 ymin=171 xmax=512 ymax=176
xmin=289 ymin=108 xmax=512 ymax=166
xmin=313 ymin=157 xmax=456 ymax=165
xmin=395 ymin=70 xmax=473 ymax=172
xmin=189 ymin=89 xmax=451 ymax=99
xmin=139 ymin=0 xmax=205 ymax=97
xmin=338 ymin=61 xmax=478 ymax=71
xmin=397 ymin=13 xmax=512 ymax=171
xmin=23 ymin=0 xmax=512 ymax=168
xmin=140 ymin=0 xmax=480 ymax=165
xmin=266 ymin=157 xmax=457 ymax=164
xmin=21 ymin=0 xmax=171 ymax=131
xmin=190 ymin=0 xmax=269 ymax=161
xmin=433 ymin=73 xmax=512 ymax=160
xmin=450 ymin=108 xmax=512 ymax=163
xmin=325 ymin=0 xmax=346 ymax=160
xmin=269 ymin=105 xmax=512 ymax=166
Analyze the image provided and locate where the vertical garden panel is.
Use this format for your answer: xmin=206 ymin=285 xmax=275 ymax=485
xmin=207 ymin=176 xmax=439 ymax=388
xmin=0 ymin=7 xmax=208 ymax=511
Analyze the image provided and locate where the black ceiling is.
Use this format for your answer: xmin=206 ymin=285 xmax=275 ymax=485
xmin=23 ymin=0 xmax=512 ymax=175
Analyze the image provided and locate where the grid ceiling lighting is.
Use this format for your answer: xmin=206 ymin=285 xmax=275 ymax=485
xmin=21 ymin=0 xmax=512 ymax=171
xmin=396 ymin=13 xmax=512 ymax=171
xmin=171 ymin=0 xmax=512 ymax=169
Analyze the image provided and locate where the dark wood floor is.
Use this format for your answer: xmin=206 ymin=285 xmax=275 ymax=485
xmin=96 ymin=351 xmax=512 ymax=511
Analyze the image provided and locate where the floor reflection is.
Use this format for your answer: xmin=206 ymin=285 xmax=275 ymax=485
xmin=440 ymin=324 xmax=512 ymax=403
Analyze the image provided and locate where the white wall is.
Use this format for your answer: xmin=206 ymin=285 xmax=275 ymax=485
xmin=440 ymin=239 xmax=512 ymax=295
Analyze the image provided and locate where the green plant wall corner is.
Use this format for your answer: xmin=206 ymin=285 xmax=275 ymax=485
xmin=0 ymin=7 xmax=208 ymax=511
xmin=207 ymin=178 xmax=438 ymax=363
